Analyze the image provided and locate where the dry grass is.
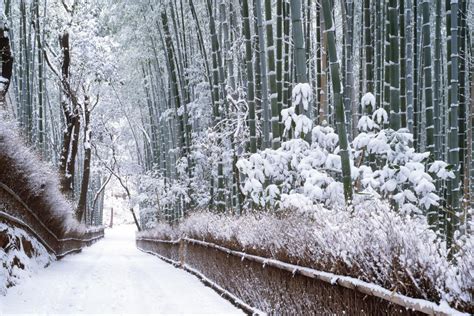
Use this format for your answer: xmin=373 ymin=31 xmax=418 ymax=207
xmin=0 ymin=119 xmax=88 ymax=237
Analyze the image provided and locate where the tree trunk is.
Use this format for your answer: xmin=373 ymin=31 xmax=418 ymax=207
xmin=76 ymin=96 xmax=92 ymax=222
xmin=255 ymin=0 xmax=270 ymax=149
xmin=291 ymin=0 xmax=307 ymax=85
xmin=421 ymin=0 xmax=434 ymax=154
xmin=110 ymin=208 xmax=114 ymax=228
xmin=388 ymin=0 xmax=401 ymax=130
xmin=405 ymin=0 xmax=414 ymax=133
xmin=0 ymin=8 xmax=13 ymax=103
xmin=276 ymin=0 xmax=284 ymax=139
xmin=242 ymin=0 xmax=257 ymax=153
xmin=264 ymin=0 xmax=280 ymax=149
xmin=321 ymin=0 xmax=353 ymax=204
xmin=446 ymin=0 xmax=460 ymax=250
xmin=433 ymin=0 xmax=442 ymax=160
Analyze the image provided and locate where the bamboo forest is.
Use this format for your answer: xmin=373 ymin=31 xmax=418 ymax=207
xmin=0 ymin=0 xmax=473 ymax=314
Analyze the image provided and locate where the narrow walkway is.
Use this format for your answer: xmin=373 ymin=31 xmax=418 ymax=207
xmin=0 ymin=225 xmax=242 ymax=314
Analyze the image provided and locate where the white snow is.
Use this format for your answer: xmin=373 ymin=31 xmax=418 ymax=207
xmin=361 ymin=92 xmax=376 ymax=110
xmin=372 ymin=107 xmax=389 ymax=125
xmin=292 ymin=83 xmax=312 ymax=111
xmin=0 ymin=222 xmax=53 ymax=295
xmin=0 ymin=225 xmax=243 ymax=314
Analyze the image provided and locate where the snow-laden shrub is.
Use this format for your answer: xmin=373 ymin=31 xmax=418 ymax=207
xmin=136 ymin=169 xmax=191 ymax=227
xmin=281 ymin=83 xmax=313 ymax=137
xmin=353 ymin=105 xmax=454 ymax=213
xmin=237 ymin=85 xmax=345 ymax=209
xmin=139 ymin=205 xmax=473 ymax=312
xmin=237 ymin=93 xmax=454 ymax=215
xmin=236 ymin=134 xmax=347 ymax=208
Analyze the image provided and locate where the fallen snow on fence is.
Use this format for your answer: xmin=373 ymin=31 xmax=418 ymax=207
xmin=138 ymin=208 xmax=474 ymax=313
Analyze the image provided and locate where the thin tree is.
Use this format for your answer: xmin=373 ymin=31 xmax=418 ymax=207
xmin=264 ymin=0 xmax=280 ymax=149
xmin=388 ymin=0 xmax=401 ymax=130
xmin=321 ymin=0 xmax=353 ymax=204
xmin=76 ymin=94 xmax=95 ymax=222
xmin=255 ymin=0 xmax=270 ymax=149
xmin=205 ymin=0 xmax=226 ymax=212
xmin=242 ymin=0 xmax=257 ymax=153
xmin=421 ymin=0 xmax=434 ymax=155
xmin=276 ymin=0 xmax=284 ymax=138
xmin=446 ymin=0 xmax=460 ymax=250
xmin=0 ymin=8 xmax=12 ymax=104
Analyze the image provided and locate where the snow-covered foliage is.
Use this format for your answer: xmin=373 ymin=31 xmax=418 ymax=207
xmin=138 ymin=206 xmax=473 ymax=311
xmin=353 ymin=98 xmax=454 ymax=213
xmin=236 ymin=135 xmax=346 ymax=208
xmin=360 ymin=92 xmax=376 ymax=114
xmin=44 ymin=1 xmax=117 ymax=87
xmin=0 ymin=222 xmax=53 ymax=295
xmin=238 ymin=93 xmax=454 ymax=215
xmin=0 ymin=116 xmax=89 ymax=235
xmin=135 ymin=170 xmax=191 ymax=228
xmin=135 ymin=84 xmax=252 ymax=221
xmin=282 ymin=83 xmax=313 ymax=137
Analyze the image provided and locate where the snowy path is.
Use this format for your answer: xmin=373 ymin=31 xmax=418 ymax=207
xmin=0 ymin=225 xmax=243 ymax=314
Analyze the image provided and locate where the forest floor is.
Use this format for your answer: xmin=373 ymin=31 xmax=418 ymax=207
xmin=0 ymin=224 xmax=242 ymax=314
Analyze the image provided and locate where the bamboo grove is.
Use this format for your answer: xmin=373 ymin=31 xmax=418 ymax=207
xmin=131 ymin=0 xmax=473 ymax=243
xmin=1 ymin=1 xmax=473 ymax=246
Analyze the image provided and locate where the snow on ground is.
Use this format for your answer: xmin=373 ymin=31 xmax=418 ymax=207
xmin=0 ymin=222 xmax=53 ymax=295
xmin=0 ymin=224 xmax=243 ymax=314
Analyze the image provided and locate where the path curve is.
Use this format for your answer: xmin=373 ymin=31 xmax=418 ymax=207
xmin=0 ymin=225 xmax=242 ymax=314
